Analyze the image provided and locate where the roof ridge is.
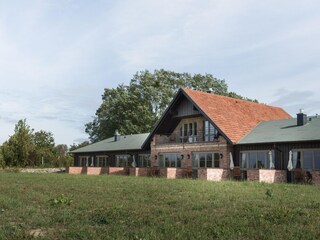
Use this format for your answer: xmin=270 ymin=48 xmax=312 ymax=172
xmin=70 ymin=133 xmax=150 ymax=153
xmin=182 ymin=88 xmax=287 ymax=110
xmin=238 ymin=116 xmax=320 ymax=144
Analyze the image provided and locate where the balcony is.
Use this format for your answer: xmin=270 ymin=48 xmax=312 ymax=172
xmin=155 ymin=130 xmax=219 ymax=145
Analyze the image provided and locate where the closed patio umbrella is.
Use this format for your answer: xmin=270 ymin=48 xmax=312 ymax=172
xmin=287 ymin=150 xmax=293 ymax=171
xmin=194 ymin=154 xmax=199 ymax=168
xmin=269 ymin=151 xmax=275 ymax=169
xmin=131 ymin=155 xmax=137 ymax=168
xmin=229 ymin=152 xmax=234 ymax=170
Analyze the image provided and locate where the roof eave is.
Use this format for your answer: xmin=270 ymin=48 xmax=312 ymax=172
xmin=71 ymin=147 xmax=144 ymax=154
xmin=141 ymin=89 xmax=185 ymax=149
xmin=237 ymin=139 xmax=320 ymax=145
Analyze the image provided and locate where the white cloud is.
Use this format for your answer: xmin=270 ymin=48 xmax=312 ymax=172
xmin=271 ymin=89 xmax=320 ymax=117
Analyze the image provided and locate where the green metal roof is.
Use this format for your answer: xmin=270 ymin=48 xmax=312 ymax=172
xmin=238 ymin=116 xmax=320 ymax=144
xmin=70 ymin=133 xmax=150 ymax=153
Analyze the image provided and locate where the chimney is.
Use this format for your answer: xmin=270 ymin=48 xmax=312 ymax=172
xmin=297 ymin=109 xmax=307 ymax=126
xmin=114 ymin=130 xmax=121 ymax=142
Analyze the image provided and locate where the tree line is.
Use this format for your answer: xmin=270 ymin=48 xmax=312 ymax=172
xmin=85 ymin=69 xmax=257 ymax=142
xmin=0 ymin=119 xmax=86 ymax=168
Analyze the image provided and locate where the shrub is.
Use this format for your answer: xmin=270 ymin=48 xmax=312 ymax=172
xmin=49 ymin=194 xmax=73 ymax=206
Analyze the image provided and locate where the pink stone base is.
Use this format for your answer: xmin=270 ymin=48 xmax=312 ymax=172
xmin=246 ymin=169 xmax=286 ymax=183
xmin=67 ymin=167 xmax=128 ymax=176
xmin=87 ymin=167 xmax=108 ymax=175
xmin=198 ymin=168 xmax=230 ymax=181
xmin=259 ymin=169 xmax=286 ymax=183
xmin=160 ymin=168 xmax=185 ymax=179
xmin=108 ymin=167 xmax=128 ymax=175
xmin=67 ymin=167 xmax=87 ymax=174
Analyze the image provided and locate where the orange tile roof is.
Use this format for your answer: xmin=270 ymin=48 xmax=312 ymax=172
xmin=183 ymin=88 xmax=292 ymax=144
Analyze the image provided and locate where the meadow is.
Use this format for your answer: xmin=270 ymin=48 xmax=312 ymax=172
xmin=0 ymin=172 xmax=320 ymax=239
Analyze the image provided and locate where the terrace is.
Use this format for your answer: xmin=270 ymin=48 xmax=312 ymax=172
xmin=154 ymin=130 xmax=220 ymax=145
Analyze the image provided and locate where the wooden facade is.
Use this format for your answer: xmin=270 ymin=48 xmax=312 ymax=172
xmin=235 ymin=141 xmax=320 ymax=167
xmin=235 ymin=141 xmax=320 ymax=183
xmin=73 ymin=150 xmax=150 ymax=167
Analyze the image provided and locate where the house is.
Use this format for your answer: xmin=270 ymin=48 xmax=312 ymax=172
xmin=142 ymin=88 xmax=290 ymax=180
xmin=69 ymin=132 xmax=150 ymax=176
xmin=236 ymin=112 xmax=320 ymax=183
xmin=69 ymin=88 xmax=320 ymax=184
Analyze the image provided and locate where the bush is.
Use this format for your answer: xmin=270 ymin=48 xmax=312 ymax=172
xmin=0 ymin=153 xmax=4 ymax=168
xmin=49 ymin=194 xmax=73 ymax=206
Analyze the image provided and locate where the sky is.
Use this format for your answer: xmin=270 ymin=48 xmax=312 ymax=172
xmin=0 ymin=0 xmax=319 ymax=146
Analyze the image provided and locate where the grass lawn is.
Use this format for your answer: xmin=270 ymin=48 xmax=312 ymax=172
xmin=1 ymin=173 xmax=320 ymax=239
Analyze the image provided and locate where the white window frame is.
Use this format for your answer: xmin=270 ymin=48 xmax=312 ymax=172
xmin=96 ymin=155 xmax=108 ymax=167
xmin=159 ymin=153 xmax=182 ymax=168
xmin=115 ymin=155 xmax=131 ymax=167
xmin=179 ymin=122 xmax=198 ymax=142
xmin=79 ymin=156 xmax=89 ymax=167
xmin=204 ymin=120 xmax=218 ymax=142
xmin=192 ymin=152 xmax=220 ymax=168
xmin=138 ymin=154 xmax=151 ymax=168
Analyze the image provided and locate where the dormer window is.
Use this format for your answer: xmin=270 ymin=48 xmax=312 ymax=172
xmin=204 ymin=120 xmax=219 ymax=142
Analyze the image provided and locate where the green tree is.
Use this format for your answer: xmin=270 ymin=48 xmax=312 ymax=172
xmin=84 ymin=85 xmax=132 ymax=142
xmin=54 ymin=144 xmax=73 ymax=167
xmin=85 ymin=69 xmax=255 ymax=142
xmin=129 ymin=70 xmax=228 ymax=118
xmin=0 ymin=145 xmax=5 ymax=168
xmin=32 ymin=130 xmax=56 ymax=166
xmin=1 ymin=119 xmax=76 ymax=168
xmin=1 ymin=142 xmax=14 ymax=166
xmin=55 ymin=144 xmax=68 ymax=158
xmin=227 ymin=92 xmax=258 ymax=103
xmin=2 ymin=119 xmax=34 ymax=167
xmin=69 ymin=141 xmax=90 ymax=151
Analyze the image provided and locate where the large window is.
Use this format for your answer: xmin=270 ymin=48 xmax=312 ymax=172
xmin=96 ymin=155 xmax=108 ymax=167
xmin=315 ymin=151 xmax=320 ymax=169
xmin=115 ymin=155 xmax=131 ymax=167
xmin=192 ymin=152 xmax=220 ymax=168
xmin=79 ymin=156 xmax=89 ymax=167
xmin=204 ymin=121 xmax=218 ymax=142
xmin=159 ymin=153 xmax=182 ymax=168
xmin=138 ymin=154 xmax=151 ymax=168
xmin=240 ymin=151 xmax=275 ymax=169
xmin=292 ymin=149 xmax=320 ymax=170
